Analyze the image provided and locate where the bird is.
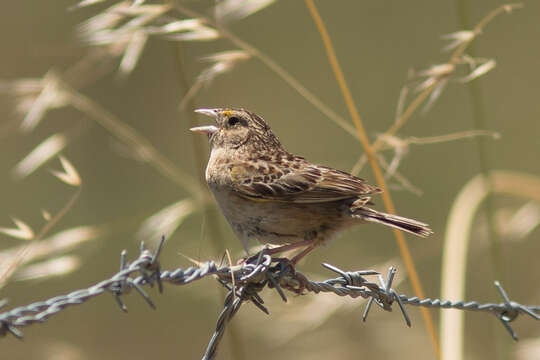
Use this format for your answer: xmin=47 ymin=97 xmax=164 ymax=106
xmin=190 ymin=107 xmax=432 ymax=263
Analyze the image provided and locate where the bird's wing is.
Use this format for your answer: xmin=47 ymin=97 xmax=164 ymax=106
xmin=229 ymin=157 xmax=381 ymax=203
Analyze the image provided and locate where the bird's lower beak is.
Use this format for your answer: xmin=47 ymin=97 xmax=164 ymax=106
xmin=189 ymin=125 xmax=218 ymax=135
xmin=191 ymin=108 xmax=220 ymax=135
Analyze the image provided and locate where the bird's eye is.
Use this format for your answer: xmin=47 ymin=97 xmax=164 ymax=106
xmin=228 ymin=117 xmax=241 ymax=126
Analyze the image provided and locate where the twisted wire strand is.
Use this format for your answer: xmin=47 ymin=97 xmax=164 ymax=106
xmin=0 ymin=240 xmax=538 ymax=359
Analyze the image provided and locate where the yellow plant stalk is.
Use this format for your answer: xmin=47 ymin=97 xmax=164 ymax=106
xmin=304 ymin=0 xmax=440 ymax=356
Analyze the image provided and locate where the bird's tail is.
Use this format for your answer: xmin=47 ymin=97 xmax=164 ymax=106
xmin=354 ymin=207 xmax=433 ymax=237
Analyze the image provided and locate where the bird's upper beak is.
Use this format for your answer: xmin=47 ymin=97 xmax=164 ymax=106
xmin=190 ymin=108 xmax=219 ymax=135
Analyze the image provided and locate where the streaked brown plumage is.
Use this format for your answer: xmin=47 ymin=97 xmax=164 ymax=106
xmin=191 ymin=108 xmax=432 ymax=262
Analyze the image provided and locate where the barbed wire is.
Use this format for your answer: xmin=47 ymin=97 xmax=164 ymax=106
xmin=0 ymin=238 xmax=538 ymax=360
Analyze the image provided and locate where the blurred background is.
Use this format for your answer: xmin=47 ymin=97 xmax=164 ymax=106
xmin=1 ymin=1 xmax=539 ymax=359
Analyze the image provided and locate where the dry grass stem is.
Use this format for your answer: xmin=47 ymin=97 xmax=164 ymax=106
xmin=57 ymin=80 xmax=201 ymax=196
xmin=372 ymin=3 xmax=521 ymax=152
xmin=50 ymin=156 xmax=82 ymax=187
xmin=0 ymin=218 xmax=35 ymax=241
xmin=352 ymin=130 xmax=500 ymax=178
xmin=499 ymin=202 xmax=540 ymax=241
xmin=41 ymin=210 xmax=52 ymax=221
xmin=304 ymin=1 xmax=440 ymax=354
xmin=78 ymin=3 xmax=165 ymax=77
xmin=0 ymin=226 xmax=103 ymax=267
xmin=376 ymin=155 xmax=423 ymax=196
xmin=12 ymin=133 xmax=68 ymax=180
xmin=118 ymin=30 xmax=148 ymax=77
xmin=404 ymin=130 xmax=500 ymax=145
xmin=13 ymin=255 xmax=81 ymax=281
xmin=214 ymin=0 xmax=277 ymax=22
xmin=440 ymin=170 xmax=540 ymax=360
xmin=460 ymin=59 xmax=496 ymax=83
xmin=71 ymin=0 xmax=108 ymax=9
xmin=4 ymin=71 xmax=70 ymax=132
xmin=172 ymin=3 xmax=360 ymax=141
xmin=179 ymin=50 xmax=252 ymax=110
xmin=0 ymin=188 xmax=82 ymax=289
xmin=136 ymin=199 xmax=195 ymax=244
xmin=440 ymin=174 xmax=488 ymax=360
xmin=441 ymin=31 xmax=475 ymax=51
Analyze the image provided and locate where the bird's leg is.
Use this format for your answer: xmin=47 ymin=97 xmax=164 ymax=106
xmin=290 ymin=243 xmax=317 ymax=265
xmin=264 ymin=238 xmax=315 ymax=256
xmin=238 ymin=240 xmax=313 ymax=265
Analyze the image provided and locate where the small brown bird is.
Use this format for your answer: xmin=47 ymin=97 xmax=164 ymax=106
xmin=191 ymin=108 xmax=432 ymax=263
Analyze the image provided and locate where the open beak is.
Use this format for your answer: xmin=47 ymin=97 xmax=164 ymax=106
xmin=189 ymin=125 xmax=218 ymax=135
xmin=190 ymin=108 xmax=219 ymax=135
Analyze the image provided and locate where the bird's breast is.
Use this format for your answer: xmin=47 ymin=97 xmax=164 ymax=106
xmin=205 ymin=148 xmax=233 ymax=187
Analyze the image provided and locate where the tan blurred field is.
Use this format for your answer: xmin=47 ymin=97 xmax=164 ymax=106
xmin=1 ymin=1 xmax=539 ymax=360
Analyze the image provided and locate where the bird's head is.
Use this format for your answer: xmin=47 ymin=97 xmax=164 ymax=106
xmin=190 ymin=108 xmax=281 ymax=152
